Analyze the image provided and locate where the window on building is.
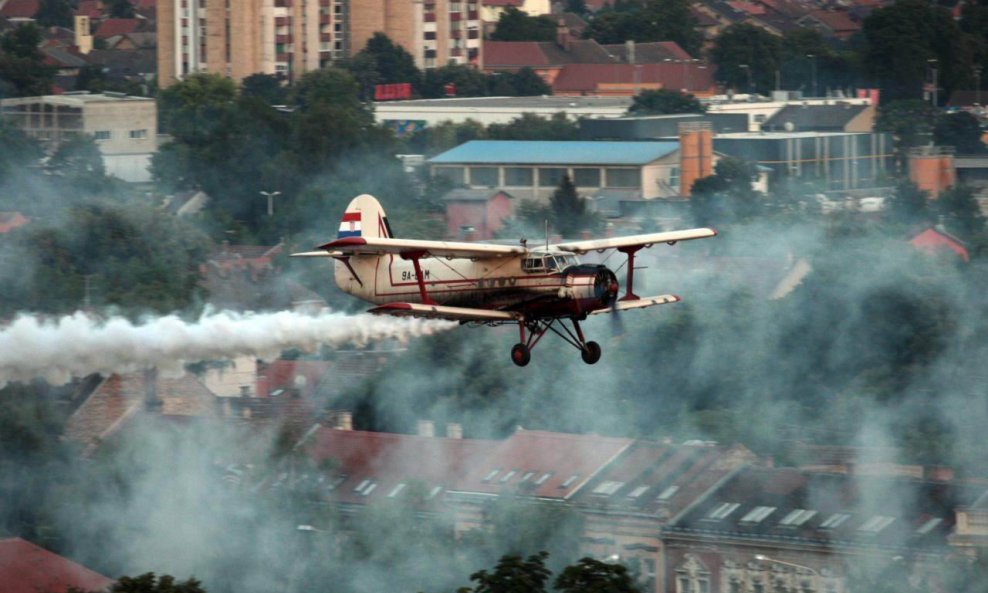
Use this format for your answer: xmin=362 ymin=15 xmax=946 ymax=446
xmin=482 ymin=468 xmax=500 ymax=482
xmin=469 ymin=166 xmax=498 ymax=187
xmin=627 ymin=485 xmax=649 ymax=499
xmin=428 ymin=485 xmax=443 ymax=498
xmin=560 ymin=474 xmax=579 ymax=488
xmin=388 ymin=483 xmax=406 ymax=497
xmin=819 ymin=513 xmax=851 ymax=529
xmin=858 ymin=515 xmax=895 ymax=533
xmin=669 ymin=166 xmax=680 ymax=189
xmin=534 ymin=472 xmax=552 ymax=485
xmin=573 ymin=167 xmax=601 ymax=187
xmin=93 ymin=130 xmax=111 ymax=140
xmin=779 ymin=509 xmax=817 ymax=526
xmin=499 ymin=470 xmax=517 ymax=483
xmin=504 ymin=167 xmax=533 ymax=186
xmin=676 ymin=555 xmax=710 ymax=593
xmin=424 ymin=31 xmax=436 ymax=40
xmin=592 ymin=481 xmax=624 ymax=495
xmin=538 ymin=167 xmax=566 ymax=187
xmin=435 ymin=166 xmax=465 ymax=185
xmin=129 ymin=129 xmax=147 ymax=139
xmin=707 ymin=502 xmax=741 ymax=520
xmin=916 ymin=517 xmax=943 ymax=534
xmin=605 ymin=168 xmax=640 ymax=188
xmin=740 ymin=506 xmax=776 ymax=524
xmin=657 ymin=485 xmax=679 ymax=500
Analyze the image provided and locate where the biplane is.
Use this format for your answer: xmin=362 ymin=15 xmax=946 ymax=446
xmin=293 ymin=194 xmax=716 ymax=366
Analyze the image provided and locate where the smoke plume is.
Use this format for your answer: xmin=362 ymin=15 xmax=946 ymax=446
xmin=0 ymin=309 xmax=453 ymax=387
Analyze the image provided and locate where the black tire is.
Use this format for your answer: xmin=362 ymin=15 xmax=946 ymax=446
xmin=511 ymin=343 xmax=531 ymax=367
xmin=581 ymin=341 xmax=602 ymax=364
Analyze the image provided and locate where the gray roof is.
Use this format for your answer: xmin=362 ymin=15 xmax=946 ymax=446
xmin=441 ymin=188 xmax=514 ymax=202
xmin=762 ymin=103 xmax=869 ymax=131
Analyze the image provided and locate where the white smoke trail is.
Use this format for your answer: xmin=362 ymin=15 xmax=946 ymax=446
xmin=0 ymin=310 xmax=455 ymax=387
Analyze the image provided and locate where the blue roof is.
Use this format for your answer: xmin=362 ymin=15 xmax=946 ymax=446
xmin=428 ymin=140 xmax=679 ymax=166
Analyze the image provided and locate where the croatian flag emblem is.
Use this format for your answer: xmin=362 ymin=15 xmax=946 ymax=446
xmin=338 ymin=211 xmax=362 ymax=238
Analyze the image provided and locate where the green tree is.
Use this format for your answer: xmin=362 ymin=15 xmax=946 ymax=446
xmin=0 ymin=118 xmax=42 ymax=182
xmin=105 ymin=0 xmax=135 ymax=18
xmin=555 ymin=557 xmax=643 ymax=593
xmin=46 ymin=134 xmax=107 ymax=191
xmin=488 ymin=113 xmax=579 ymax=140
xmin=342 ymin=32 xmax=421 ymax=95
xmin=584 ymin=0 xmax=701 ymax=55
xmin=934 ymin=111 xmax=986 ymax=154
xmin=467 ymin=552 xmax=552 ymax=593
xmin=157 ymin=73 xmax=237 ymax=139
xmin=549 ymin=174 xmax=599 ymax=237
xmin=689 ymin=157 xmax=760 ymax=225
xmin=34 ymin=0 xmax=73 ymax=27
xmin=421 ymin=63 xmax=491 ymax=98
xmin=875 ymin=100 xmax=939 ymax=168
xmin=628 ymin=89 xmax=705 ymax=115
xmin=884 ymin=180 xmax=932 ymax=229
xmin=240 ymin=73 xmax=286 ymax=105
xmin=105 ymin=573 xmax=207 ymax=593
xmin=709 ymin=24 xmax=782 ymax=94
xmin=937 ymin=184 xmax=986 ymax=240
xmin=505 ymin=67 xmax=551 ymax=96
xmin=862 ymin=0 xmax=975 ymax=101
xmin=491 ymin=7 xmax=557 ymax=42
xmin=0 ymin=24 xmax=54 ymax=97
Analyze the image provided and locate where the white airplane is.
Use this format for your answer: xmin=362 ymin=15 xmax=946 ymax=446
xmin=293 ymin=194 xmax=716 ymax=366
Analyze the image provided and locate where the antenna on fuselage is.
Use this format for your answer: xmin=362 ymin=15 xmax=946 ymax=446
xmin=520 ymin=238 xmax=528 ymax=250
xmin=544 ymin=220 xmax=549 ymax=251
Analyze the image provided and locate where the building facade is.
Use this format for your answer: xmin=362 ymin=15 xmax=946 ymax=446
xmin=0 ymin=92 xmax=157 ymax=182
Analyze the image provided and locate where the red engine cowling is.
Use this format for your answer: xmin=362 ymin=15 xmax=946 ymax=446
xmin=560 ymin=265 xmax=619 ymax=310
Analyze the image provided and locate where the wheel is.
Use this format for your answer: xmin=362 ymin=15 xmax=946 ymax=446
xmin=511 ymin=343 xmax=531 ymax=367
xmin=581 ymin=341 xmax=602 ymax=364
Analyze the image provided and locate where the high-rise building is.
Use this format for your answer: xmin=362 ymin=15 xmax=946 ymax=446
xmin=157 ymin=0 xmax=483 ymax=88
xmin=157 ymin=0 xmax=347 ymax=87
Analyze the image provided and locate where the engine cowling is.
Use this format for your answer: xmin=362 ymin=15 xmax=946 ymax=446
xmin=559 ymin=265 xmax=619 ymax=310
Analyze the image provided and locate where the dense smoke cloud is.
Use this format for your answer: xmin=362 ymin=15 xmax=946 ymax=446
xmin=0 ymin=309 xmax=453 ymax=387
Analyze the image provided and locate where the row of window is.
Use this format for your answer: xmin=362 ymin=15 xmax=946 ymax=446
xmin=92 ymin=129 xmax=148 ymax=140
xmin=704 ymin=503 xmax=942 ymax=535
xmin=436 ymin=166 xmax=645 ymax=189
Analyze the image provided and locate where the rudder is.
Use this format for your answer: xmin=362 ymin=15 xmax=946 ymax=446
xmin=338 ymin=194 xmax=393 ymax=240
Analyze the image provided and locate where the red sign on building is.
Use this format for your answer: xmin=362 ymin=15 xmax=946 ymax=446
xmin=374 ymin=83 xmax=412 ymax=101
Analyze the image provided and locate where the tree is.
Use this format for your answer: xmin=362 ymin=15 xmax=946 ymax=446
xmin=583 ymin=0 xmax=702 ymax=55
xmin=555 ymin=557 xmax=643 ymax=593
xmin=46 ymin=134 xmax=107 ymax=191
xmin=488 ymin=113 xmax=579 ymax=140
xmin=936 ymin=184 xmax=986 ymax=240
xmin=862 ymin=0 xmax=974 ymax=101
xmin=884 ymin=180 xmax=932 ymax=229
xmin=934 ymin=112 xmax=986 ymax=154
xmin=689 ymin=157 xmax=760 ymax=226
xmin=105 ymin=0 xmax=135 ymax=18
xmin=0 ymin=24 xmax=54 ymax=97
xmin=0 ymin=119 xmax=42 ymax=182
xmin=157 ymin=73 xmax=237 ymax=140
xmin=467 ymin=552 xmax=552 ymax=593
xmin=709 ymin=24 xmax=782 ymax=94
xmin=240 ymin=73 xmax=286 ymax=105
xmin=505 ymin=67 xmax=551 ymax=96
xmin=290 ymin=67 xmax=366 ymax=111
xmin=875 ymin=100 xmax=939 ymax=168
xmin=80 ymin=573 xmax=208 ymax=593
xmin=491 ymin=7 xmax=557 ymax=42
xmin=421 ymin=63 xmax=491 ymax=98
xmin=34 ymin=0 xmax=73 ymax=28
xmin=549 ymin=175 xmax=599 ymax=237
xmin=342 ymin=32 xmax=421 ymax=92
xmin=628 ymin=89 xmax=705 ymax=115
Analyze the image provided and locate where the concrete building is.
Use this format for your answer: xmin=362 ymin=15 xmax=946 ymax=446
xmin=374 ymin=95 xmax=633 ymax=131
xmin=156 ymin=0 xmax=345 ymax=87
xmin=0 ymin=92 xmax=158 ymax=182
xmin=429 ymin=140 xmax=686 ymax=202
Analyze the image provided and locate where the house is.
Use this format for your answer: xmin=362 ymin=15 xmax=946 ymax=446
xmin=663 ymin=466 xmax=988 ymax=593
xmin=797 ymin=9 xmax=861 ymax=40
xmin=442 ymin=188 xmax=514 ymax=240
xmin=909 ymin=226 xmax=970 ymax=263
xmin=0 ymin=0 xmax=39 ymax=21
xmin=429 ymin=140 xmax=687 ymax=202
xmin=0 ymin=211 xmax=29 ymax=233
xmin=93 ymin=18 xmax=143 ymax=39
xmin=0 ymin=537 xmax=114 ymax=593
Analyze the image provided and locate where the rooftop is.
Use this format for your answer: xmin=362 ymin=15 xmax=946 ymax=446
xmin=0 ymin=92 xmax=154 ymax=106
xmin=0 ymin=537 xmax=114 ymax=593
xmin=429 ymin=140 xmax=680 ymax=165
xmin=374 ymin=95 xmax=632 ymax=111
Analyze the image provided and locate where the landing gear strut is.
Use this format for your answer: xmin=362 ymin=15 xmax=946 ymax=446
xmin=510 ymin=317 xmax=603 ymax=366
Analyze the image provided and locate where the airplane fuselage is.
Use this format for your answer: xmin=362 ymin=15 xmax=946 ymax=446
xmin=334 ymin=251 xmax=618 ymax=317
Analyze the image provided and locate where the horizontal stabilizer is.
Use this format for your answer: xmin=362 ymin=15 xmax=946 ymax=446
xmin=289 ymin=250 xmax=342 ymax=258
xmin=369 ymin=303 xmax=522 ymax=322
xmin=589 ymin=294 xmax=680 ymax=314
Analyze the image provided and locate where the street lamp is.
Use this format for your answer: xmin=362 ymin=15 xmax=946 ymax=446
xmin=806 ymin=54 xmax=817 ymax=98
xmin=975 ymin=66 xmax=982 ymax=108
xmin=260 ymin=190 xmax=282 ymax=217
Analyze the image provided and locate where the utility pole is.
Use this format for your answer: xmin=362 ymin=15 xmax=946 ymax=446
xmin=928 ymin=59 xmax=939 ymax=107
xmin=976 ymin=66 xmax=982 ymax=108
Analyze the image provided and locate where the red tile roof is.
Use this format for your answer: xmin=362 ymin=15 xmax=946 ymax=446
xmin=485 ymin=41 xmax=552 ymax=68
xmin=454 ymin=430 xmax=633 ymax=499
xmin=0 ymin=212 xmax=29 ymax=233
xmin=805 ymin=9 xmax=860 ymax=34
xmin=0 ymin=0 xmax=38 ymax=18
xmin=0 ymin=538 xmax=114 ymax=593
xmin=94 ymin=18 xmax=140 ymax=38
xmin=301 ymin=428 xmax=494 ymax=504
xmin=74 ymin=0 xmax=101 ymax=18
xmin=256 ymin=359 xmax=332 ymax=398
xmin=552 ymin=62 xmax=716 ymax=94
xmin=728 ymin=0 xmax=766 ymax=14
xmin=910 ymin=227 xmax=970 ymax=262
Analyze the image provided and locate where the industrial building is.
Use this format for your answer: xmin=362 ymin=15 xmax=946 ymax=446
xmin=0 ymin=92 xmax=158 ymax=183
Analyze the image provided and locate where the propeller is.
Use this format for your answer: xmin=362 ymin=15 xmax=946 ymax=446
xmin=593 ymin=269 xmax=624 ymax=337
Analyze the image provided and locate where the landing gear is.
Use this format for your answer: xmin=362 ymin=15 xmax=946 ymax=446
xmin=511 ymin=343 xmax=531 ymax=367
xmin=581 ymin=341 xmax=602 ymax=364
xmin=510 ymin=317 xmax=603 ymax=366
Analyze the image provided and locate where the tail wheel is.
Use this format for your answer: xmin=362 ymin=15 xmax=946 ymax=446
xmin=511 ymin=343 xmax=531 ymax=367
xmin=581 ymin=341 xmax=602 ymax=365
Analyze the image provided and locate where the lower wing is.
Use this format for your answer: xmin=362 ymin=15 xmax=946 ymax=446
xmin=589 ymin=294 xmax=680 ymax=314
xmin=368 ymin=303 xmax=523 ymax=322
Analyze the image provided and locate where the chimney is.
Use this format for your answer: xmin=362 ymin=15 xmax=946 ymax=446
xmin=144 ymin=367 xmax=161 ymax=410
xmin=625 ymin=39 xmax=636 ymax=65
xmin=417 ymin=419 xmax=435 ymax=437
xmin=678 ymin=121 xmax=714 ymax=197
xmin=556 ymin=19 xmax=571 ymax=51
xmin=447 ymin=422 xmax=463 ymax=439
xmin=328 ymin=410 xmax=353 ymax=431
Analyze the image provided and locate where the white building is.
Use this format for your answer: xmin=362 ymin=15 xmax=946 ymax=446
xmin=0 ymin=92 xmax=158 ymax=183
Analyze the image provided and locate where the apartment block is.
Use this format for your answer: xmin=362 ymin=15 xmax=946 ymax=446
xmin=157 ymin=0 xmax=347 ymax=87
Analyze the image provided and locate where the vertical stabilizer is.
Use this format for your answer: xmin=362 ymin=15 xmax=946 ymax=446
xmin=338 ymin=194 xmax=393 ymax=240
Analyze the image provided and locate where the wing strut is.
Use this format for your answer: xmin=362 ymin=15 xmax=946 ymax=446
xmin=618 ymin=246 xmax=642 ymax=301
xmin=400 ymin=250 xmax=436 ymax=305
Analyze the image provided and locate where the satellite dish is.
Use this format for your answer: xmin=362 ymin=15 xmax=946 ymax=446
xmin=784 ymin=121 xmax=795 ymax=132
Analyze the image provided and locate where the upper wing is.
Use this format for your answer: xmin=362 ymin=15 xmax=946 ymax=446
xmin=369 ymin=303 xmax=522 ymax=322
xmin=316 ymin=237 xmax=525 ymax=259
xmin=553 ymin=228 xmax=717 ymax=255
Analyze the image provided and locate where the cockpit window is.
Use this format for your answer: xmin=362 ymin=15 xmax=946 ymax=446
xmin=522 ymin=253 xmax=578 ymax=273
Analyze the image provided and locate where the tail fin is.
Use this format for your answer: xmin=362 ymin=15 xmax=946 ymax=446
xmin=338 ymin=194 xmax=393 ymax=240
